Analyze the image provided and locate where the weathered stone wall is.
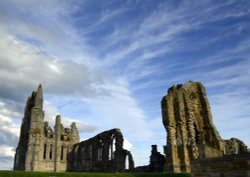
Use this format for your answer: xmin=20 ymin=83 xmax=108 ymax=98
xmin=14 ymin=84 xmax=133 ymax=172
xmin=37 ymin=115 xmax=79 ymax=172
xmin=161 ymin=81 xmax=223 ymax=173
xmin=191 ymin=154 xmax=250 ymax=177
xmin=161 ymin=81 xmax=249 ymax=173
xmin=224 ymin=138 xmax=248 ymax=155
xmin=14 ymin=84 xmax=46 ymax=171
xmin=68 ymin=128 xmax=134 ymax=172
xmin=14 ymin=85 xmax=80 ymax=172
xmin=198 ymin=144 xmax=223 ymax=159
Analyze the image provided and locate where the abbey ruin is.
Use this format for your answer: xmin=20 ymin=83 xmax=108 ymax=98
xmin=14 ymin=81 xmax=250 ymax=176
xmin=14 ymin=85 xmax=134 ymax=172
xmin=162 ymin=81 xmax=249 ymax=176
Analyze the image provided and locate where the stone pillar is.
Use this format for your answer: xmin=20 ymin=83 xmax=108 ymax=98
xmin=54 ymin=115 xmax=62 ymax=172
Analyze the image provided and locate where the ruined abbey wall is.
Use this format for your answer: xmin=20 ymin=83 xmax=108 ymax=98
xmin=14 ymin=82 xmax=249 ymax=173
xmin=191 ymin=154 xmax=250 ymax=177
xmin=161 ymin=81 xmax=248 ymax=173
xmin=14 ymin=85 xmax=79 ymax=172
xmin=14 ymin=85 xmax=133 ymax=172
xmin=68 ymin=128 xmax=134 ymax=172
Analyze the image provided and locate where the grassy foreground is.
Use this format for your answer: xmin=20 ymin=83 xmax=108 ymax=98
xmin=0 ymin=171 xmax=191 ymax=177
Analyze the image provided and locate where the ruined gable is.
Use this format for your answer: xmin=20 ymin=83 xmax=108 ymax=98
xmin=161 ymin=81 xmax=248 ymax=173
xmin=14 ymin=85 xmax=134 ymax=172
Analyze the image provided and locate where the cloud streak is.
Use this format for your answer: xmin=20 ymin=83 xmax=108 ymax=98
xmin=0 ymin=0 xmax=250 ymax=169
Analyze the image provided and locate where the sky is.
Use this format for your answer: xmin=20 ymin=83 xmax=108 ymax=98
xmin=0 ymin=0 xmax=250 ymax=170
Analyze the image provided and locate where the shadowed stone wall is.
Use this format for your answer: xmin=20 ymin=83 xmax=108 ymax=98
xmin=135 ymin=145 xmax=165 ymax=172
xmin=191 ymin=154 xmax=250 ymax=177
xmin=68 ymin=128 xmax=134 ymax=172
xmin=149 ymin=145 xmax=165 ymax=172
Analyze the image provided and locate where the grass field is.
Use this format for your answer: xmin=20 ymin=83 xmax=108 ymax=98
xmin=0 ymin=171 xmax=191 ymax=177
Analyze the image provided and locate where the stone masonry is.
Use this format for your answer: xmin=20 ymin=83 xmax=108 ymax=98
xmin=14 ymin=85 xmax=134 ymax=172
xmin=161 ymin=81 xmax=248 ymax=173
xmin=191 ymin=154 xmax=250 ymax=177
xmin=134 ymin=145 xmax=165 ymax=172
xmin=68 ymin=128 xmax=134 ymax=172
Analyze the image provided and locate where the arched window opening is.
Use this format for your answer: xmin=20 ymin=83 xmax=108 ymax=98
xmin=81 ymin=147 xmax=85 ymax=159
xmin=108 ymin=144 xmax=112 ymax=160
xmin=125 ymin=155 xmax=129 ymax=170
xmin=97 ymin=148 xmax=103 ymax=161
xmin=113 ymin=137 xmax=116 ymax=152
xmin=66 ymin=146 xmax=69 ymax=160
xmin=193 ymin=117 xmax=200 ymax=144
xmin=49 ymin=144 xmax=53 ymax=159
xmin=43 ymin=144 xmax=46 ymax=159
xmin=61 ymin=145 xmax=64 ymax=160
xmin=190 ymin=92 xmax=196 ymax=101
xmin=109 ymin=135 xmax=116 ymax=160
xmin=89 ymin=145 xmax=92 ymax=159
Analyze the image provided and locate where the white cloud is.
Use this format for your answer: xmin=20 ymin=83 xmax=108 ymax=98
xmin=0 ymin=101 xmax=20 ymax=145
xmin=0 ymin=145 xmax=15 ymax=157
xmin=0 ymin=2 xmax=156 ymax=168
xmin=44 ymin=100 xmax=97 ymax=134
xmin=81 ymin=82 xmax=153 ymax=141
xmin=209 ymin=91 xmax=250 ymax=146
xmin=0 ymin=145 xmax=15 ymax=170
xmin=0 ymin=0 xmax=250 ymax=169
xmin=123 ymin=138 xmax=132 ymax=150
xmin=0 ymin=101 xmax=21 ymax=170
xmin=98 ymin=0 xmax=250 ymax=84
xmin=0 ymin=30 xmax=110 ymax=101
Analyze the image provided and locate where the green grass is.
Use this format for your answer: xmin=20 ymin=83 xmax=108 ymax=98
xmin=0 ymin=171 xmax=191 ymax=177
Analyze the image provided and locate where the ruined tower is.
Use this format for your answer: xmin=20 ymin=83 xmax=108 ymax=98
xmin=161 ymin=81 xmax=248 ymax=173
xmin=14 ymin=84 xmax=134 ymax=172
xmin=14 ymin=84 xmax=45 ymax=171
xmin=14 ymin=84 xmax=79 ymax=172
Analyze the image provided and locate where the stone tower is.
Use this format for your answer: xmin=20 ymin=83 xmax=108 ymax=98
xmin=161 ymin=81 xmax=248 ymax=173
xmin=14 ymin=84 xmax=134 ymax=172
xmin=14 ymin=84 xmax=79 ymax=172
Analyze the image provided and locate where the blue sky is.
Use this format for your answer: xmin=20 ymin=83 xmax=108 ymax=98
xmin=0 ymin=0 xmax=250 ymax=170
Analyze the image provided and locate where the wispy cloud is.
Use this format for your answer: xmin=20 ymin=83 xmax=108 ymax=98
xmin=0 ymin=0 xmax=160 ymax=167
xmin=0 ymin=0 xmax=250 ymax=169
xmin=96 ymin=0 xmax=250 ymax=84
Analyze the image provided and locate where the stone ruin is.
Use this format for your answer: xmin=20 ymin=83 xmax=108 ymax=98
xmin=134 ymin=145 xmax=165 ymax=172
xmin=14 ymin=81 xmax=250 ymax=175
xmin=161 ymin=81 xmax=249 ymax=175
xmin=68 ymin=128 xmax=134 ymax=172
xmin=14 ymin=84 xmax=134 ymax=172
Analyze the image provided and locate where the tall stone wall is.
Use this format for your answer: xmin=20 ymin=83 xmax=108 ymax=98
xmin=68 ymin=128 xmax=134 ymax=172
xmin=39 ymin=115 xmax=79 ymax=172
xmin=161 ymin=81 xmax=248 ymax=173
xmin=14 ymin=84 xmax=133 ymax=172
xmin=14 ymin=85 xmax=79 ymax=172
